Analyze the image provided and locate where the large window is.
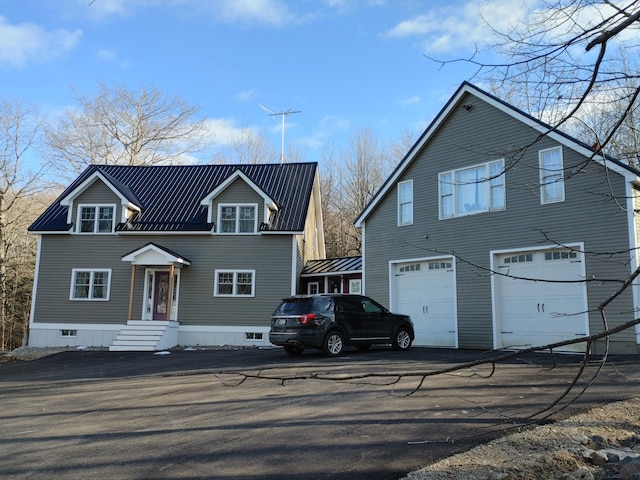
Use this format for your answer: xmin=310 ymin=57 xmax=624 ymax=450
xmin=397 ymin=180 xmax=413 ymax=226
xmin=439 ymin=159 xmax=505 ymax=218
xmin=70 ymin=269 xmax=111 ymax=300
xmin=218 ymin=204 xmax=257 ymax=233
xmin=214 ymin=270 xmax=255 ymax=297
xmin=78 ymin=205 xmax=115 ymax=233
xmin=539 ymin=147 xmax=565 ymax=204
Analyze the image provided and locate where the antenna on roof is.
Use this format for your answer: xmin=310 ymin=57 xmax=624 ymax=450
xmin=259 ymin=104 xmax=301 ymax=164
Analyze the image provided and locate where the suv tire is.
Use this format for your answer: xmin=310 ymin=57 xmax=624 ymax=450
xmin=322 ymin=331 xmax=345 ymax=357
xmin=392 ymin=327 xmax=412 ymax=351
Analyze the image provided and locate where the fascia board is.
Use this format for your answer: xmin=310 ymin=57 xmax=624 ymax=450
xmin=59 ymin=171 xmax=142 ymax=224
xmin=200 ymin=170 xmax=277 ymax=209
xmin=355 ymin=82 xmax=638 ymax=227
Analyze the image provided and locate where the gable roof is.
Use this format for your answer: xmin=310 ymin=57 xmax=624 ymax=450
xmin=29 ymin=162 xmax=318 ymax=233
xmin=121 ymin=242 xmax=191 ymax=266
xmin=355 ymin=81 xmax=640 ymax=227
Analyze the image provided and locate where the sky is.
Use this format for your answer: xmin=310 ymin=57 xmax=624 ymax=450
xmin=0 ymin=0 xmax=522 ymax=166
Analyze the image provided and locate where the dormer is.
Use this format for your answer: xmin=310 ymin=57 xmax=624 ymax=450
xmin=59 ymin=170 xmax=142 ymax=234
xmin=200 ymin=170 xmax=279 ymax=234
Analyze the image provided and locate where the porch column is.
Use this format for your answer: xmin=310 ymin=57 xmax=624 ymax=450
xmin=166 ymin=264 xmax=175 ymax=320
xmin=128 ymin=265 xmax=136 ymax=321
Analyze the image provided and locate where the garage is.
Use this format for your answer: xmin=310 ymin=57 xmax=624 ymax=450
xmin=494 ymin=248 xmax=589 ymax=353
xmin=392 ymin=258 xmax=457 ymax=347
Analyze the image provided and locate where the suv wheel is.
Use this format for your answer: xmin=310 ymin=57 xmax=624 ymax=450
xmin=392 ymin=327 xmax=412 ymax=351
xmin=284 ymin=345 xmax=304 ymax=355
xmin=322 ymin=331 xmax=344 ymax=357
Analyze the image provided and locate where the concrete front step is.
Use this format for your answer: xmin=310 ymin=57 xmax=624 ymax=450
xmin=111 ymin=339 xmax=159 ymax=347
xmin=115 ymin=330 xmax=165 ymax=337
xmin=125 ymin=321 xmax=173 ymax=327
xmin=108 ymin=320 xmax=178 ymax=352
xmin=109 ymin=345 xmax=156 ymax=352
xmin=118 ymin=325 xmax=170 ymax=331
xmin=114 ymin=334 xmax=163 ymax=342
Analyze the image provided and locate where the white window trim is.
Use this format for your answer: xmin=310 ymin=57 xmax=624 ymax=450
xmin=307 ymin=281 xmax=319 ymax=295
xmin=76 ymin=204 xmax=116 ymax=234
xmin=539 ymin=146 xmax=565 ymax=204
xmin=214 ymin=269 xmax=256 ymax=297
xmin=70 ymin=268 xmax=112 ymax=301
xmin=397 ymin=180 xmax=414 ymax=226
xmin=349 ymin=279 xmax=362 ymax=294
xmin=217 ymin=203 xmax=259 ymax=234
xmin=439 ymin=159 xmax=506 ymax=219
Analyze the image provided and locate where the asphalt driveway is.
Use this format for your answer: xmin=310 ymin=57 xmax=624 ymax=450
xmin=2 ymin=347 xmax=640 ymax=479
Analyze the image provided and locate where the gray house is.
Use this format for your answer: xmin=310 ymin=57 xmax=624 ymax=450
xmin=355 ymin=82 xmax=640 ymax=354
xmin=28 ymin=162 xmax=325 ymax=350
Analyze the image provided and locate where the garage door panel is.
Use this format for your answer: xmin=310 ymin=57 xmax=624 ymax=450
xmin=394 ymin=260 xmax=456 ymax=348
xmin=496 ymin=249 xmax=588 ymax=353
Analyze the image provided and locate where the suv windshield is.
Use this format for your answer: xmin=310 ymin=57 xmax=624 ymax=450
xmin=273 ymin=296 xmax=333 ymax=315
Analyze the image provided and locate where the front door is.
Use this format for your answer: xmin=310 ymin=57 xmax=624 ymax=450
xmin=153 ymin=271 xmax=170 ymax=320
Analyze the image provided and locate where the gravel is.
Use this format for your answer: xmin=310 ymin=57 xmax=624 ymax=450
xmin=403 ymin=397 xmax=640 ymax=480
xmin=4 ymin=345 xmax=108 ymax=361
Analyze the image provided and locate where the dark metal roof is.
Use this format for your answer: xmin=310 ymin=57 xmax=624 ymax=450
xmin=29 ymin=162 xmax=318 ymax=233
xmin=301 ymin=256 xmax=362 ymax=276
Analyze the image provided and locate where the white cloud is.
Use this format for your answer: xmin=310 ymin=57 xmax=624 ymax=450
xmin=71 ymin=0 xmax=303 ymax=27
xmin=84 ymin=0 xmax=130 ymax=18
xmin=97 ymin=49 xmax=116 ymax=60
xmin=0 ymin=16 xmax=82 ymax=68
xmin=97 ymin=48 xmax=130 ymax=69
xmin=383 ymin=0 xmax=528 ymax=54
xmin=235 ymin=89 xmax=258 ymax=101
xmin=204 ymin=118 xmax=258 ymax=146
xmin=399 ymin=95 xmax=420 ymax=106
xmin=212 ymin=0 xmax=298 ymax=27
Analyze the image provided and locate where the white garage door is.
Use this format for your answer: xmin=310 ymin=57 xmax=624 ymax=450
xmin=393 ymin=259 xmax=457 ymax=347
xmin=495 ymin=249 xmax=588 ymax=353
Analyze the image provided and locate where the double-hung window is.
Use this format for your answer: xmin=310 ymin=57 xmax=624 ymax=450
xmin=214 ymin=270 xmax=255 ymax=297
xmin=539 ymin=147 xmax=565 ymax=204
xmin=78 ymin=205 xmax=115 ymax=233
xmin=439 ymin=159 xmax=505 ymax=218
xmin=218 ymin=204 xmax=257 ymax=233
xmin=397 ymin=180 xmax=413 ymax=226
xmin=70 ymin=269 xmax=111 ymax=300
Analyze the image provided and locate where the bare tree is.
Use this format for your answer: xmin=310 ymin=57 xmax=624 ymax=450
xmin=319 ymin=128 xmax=393 ymax=257
xmin=0 ymin=98 xmax=47 ymax=351
xmin=211 ymin=127 xmax=278 ymax=164
xmin=447 ymin=1 xmax=640 ymax=165
xmin=44 ymin=81 xmax=214 ymax=181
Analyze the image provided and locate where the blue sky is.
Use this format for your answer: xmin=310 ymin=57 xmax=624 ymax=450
xmin=0 ymin=0 xmax=519 ymax=165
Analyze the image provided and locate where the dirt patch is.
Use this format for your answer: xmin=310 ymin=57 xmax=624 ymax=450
xmin=404 ymin=397 xmax=640 ymax=479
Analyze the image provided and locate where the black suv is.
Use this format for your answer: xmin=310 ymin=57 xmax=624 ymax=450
xmin=269 ymin=294 xmax=414 ymax=356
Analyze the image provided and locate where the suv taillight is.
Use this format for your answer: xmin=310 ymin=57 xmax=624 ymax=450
xmin=299 ymin=313 xmax=316 ymax=325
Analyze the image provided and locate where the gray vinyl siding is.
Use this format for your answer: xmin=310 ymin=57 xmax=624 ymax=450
xmin=35 ymin=174 xmax=297 ymax=329
xmin=71 ymin=181 xmax=122 ymax=230
xmin=212 ymin=178 xmax=265 ymax=228
xmin=33 ymin=233 xmax=294 ymax=328
xmin=364 ymin=92 xmax=636 ymax=352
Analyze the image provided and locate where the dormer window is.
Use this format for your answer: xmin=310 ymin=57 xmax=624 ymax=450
xmin=219 ymin=204 xmax=257 ymax=234
xmin=78 ymin=205 xmax=115 ymax=233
